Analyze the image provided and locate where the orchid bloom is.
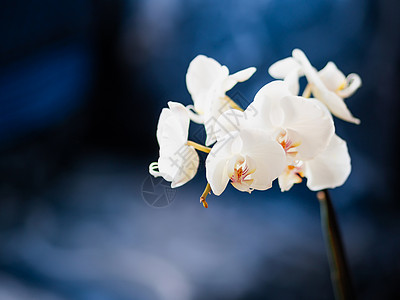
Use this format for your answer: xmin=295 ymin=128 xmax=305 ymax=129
xmin=207 ymin=80 xmax=335 ymax=194
xmin=185 ymin=55 xmax=256 ymax=146
xmin=246 ymin=81 xmax=335 ymax=162
xmin=217 ymin=80 xmax=336 ymax=192
xmin=269 ymin=49 xmax=361 ymax=124
xmin=205 ymin=127 xmax=286 ymax=195
xmin=148 ymin=52 xmax=357 ymax=208
xmin=278 ymin=134 xmax=351 ymax=191
xmin=149 ymin=102 xmax=199 ymax=188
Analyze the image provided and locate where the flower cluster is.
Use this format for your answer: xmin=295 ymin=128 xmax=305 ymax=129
xmin=149 ymin=49 xmax=361 ymax=207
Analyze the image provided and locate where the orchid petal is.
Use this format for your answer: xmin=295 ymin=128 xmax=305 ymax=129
xmin=213 ymin=109 xmax=247 ymax=141
xmin=203 ymin=96 xmax=232 ymax=146
xmin=318 ymin=62 xmax=346 ymax=91
xmin=186 ymin=55 xmax=227 ymax=114
xmin=278 ymin=166 xmax=303 ymax=192
xmin=158 ymin=145 xmax=200 ymax=188
xmin=249 ymin=81 xmax=293 ymax=131
xmin=292 ymin=49 xmax=361 ymax=125
xmin=206 ymin=135 xmax=235 ymax=195
xmin=292 ymin=49 xmax=325 ymax=91
xmin=268 ymin=57 xmax=301 ymax=79
xmin=167 ymin=101 xmax=190 ymax=136
xmin=186 ymin=105 xmax=204 ymax=124
xmin=304 ymin=135 xmax=351 ymax=191
xmin=171 ymin=147 xmax=200 ymax=188
xmin=155 ymin=157 xmax=175 ymax=182
xmin=337 ymin=73 xmax=362 ymax=98
xmin=222 ymin=67 xmax=256 ymax=92
xmin=278 ymin=96 xmax=335 ymax=160
xmin=284 ymin=70 xmax=301 ymax=95
xmin=315 ymin=89 xmax=361 ymax=124
xmin=253 ymin=80 xmax=293 ymax=105
xmin=156 ymin=102 xmax=189 ymax=155
xmin=230 ymin=67 xmax=257 ymax=82
xmin=186 ymin=55 xmax=223 ymax=97
xmin=240 ymin=128 xmax=286 ymax=190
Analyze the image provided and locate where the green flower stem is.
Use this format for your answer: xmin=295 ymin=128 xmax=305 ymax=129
xmin=317 ymin=189 xmax=355 ymax=300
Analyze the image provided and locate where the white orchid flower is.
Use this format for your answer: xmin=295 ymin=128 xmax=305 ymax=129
xmin=292 ymin=49 xmax=361 ymax=124
xmin=186 ymin=54 xmax=256 ymax=146
xmin=246 ymin=81 xmax=335 ymax=162
xmin=149 ymin=101 xmax=199 ymax=188
xmin=278 ymin=134 xmax=351 ymax=192
xmin=242 ymin=81 xmax=342 ymax=192
xmin=206 ymin=80 xmax=334 ymax=196
xmin=268 ymin=49 xmax=361 ymax=124
xmin=205 ymin=127 xmax=286 ymax=196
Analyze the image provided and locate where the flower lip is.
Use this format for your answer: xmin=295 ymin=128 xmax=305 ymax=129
xmin=229 ymin=156 xmax=256 ymax=193
xmin=229 ymin=157 xmax=255 ymax=185
xmin=278 ymin=161 xmax=305 ymax=192
xmin=277 ymin=130 xmax=301 ymax=158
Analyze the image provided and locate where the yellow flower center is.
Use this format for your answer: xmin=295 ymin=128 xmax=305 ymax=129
xmin=277 ymin=131 xmax=301 ymax=157
xmin=230 ymin=159 xmax=255 ymax=185
xmin=336 ymin=80 xmax=347 ymax=92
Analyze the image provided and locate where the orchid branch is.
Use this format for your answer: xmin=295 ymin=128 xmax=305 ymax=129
xmin=187 ymin=141 xmax=211 ymax=153
xmin=302 ymin=83 xmax=312 ymax=98
xmin=200 ymin=183 xmax=211 ymax=208
xmin=317 ymin=190 xmax=355 ymax=300
xmin=224 ymin=95 xmax=244 ymax=112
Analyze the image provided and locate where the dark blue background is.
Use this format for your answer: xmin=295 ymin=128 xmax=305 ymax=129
xmin=0 ymin=0 xmax=399 ymax=299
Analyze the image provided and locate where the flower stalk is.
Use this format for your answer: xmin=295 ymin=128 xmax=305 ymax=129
xmin=317 ymin=190 xmax=355 ymax=300
xmin=302 ymin=83 xmax=312 ymax=98
xmin=200 ymin=183 xmax=211 ymax=208
xmin=187 ymin=141 xmax=211 ymax=153
xmin=224 ymin=95 xmax=244 ymax=112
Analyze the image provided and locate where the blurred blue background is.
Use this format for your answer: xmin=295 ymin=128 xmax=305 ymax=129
xmin=0 ymin=0 xmax=399 ymax=299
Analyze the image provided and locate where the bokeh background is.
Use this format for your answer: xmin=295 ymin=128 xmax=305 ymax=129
xmin=0 ymin=0 xmax=399 ymax=299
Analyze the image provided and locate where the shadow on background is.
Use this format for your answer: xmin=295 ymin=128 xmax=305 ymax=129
xmin=0 ymin=0 xmax=399 ymax=299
